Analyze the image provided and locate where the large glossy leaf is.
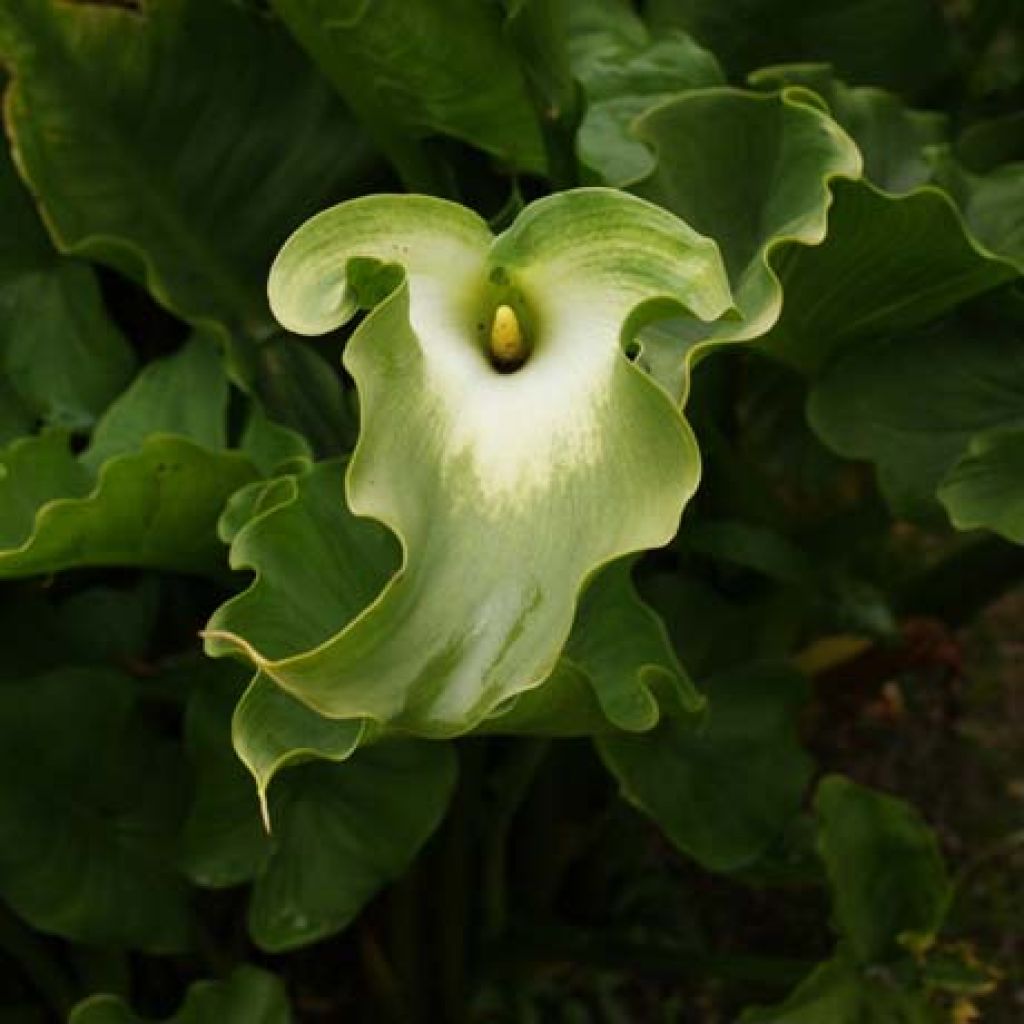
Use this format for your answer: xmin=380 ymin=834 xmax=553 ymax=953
xmin=270 ymin=0 xmax=545 ymax=187
xmin=760 ymin=180 xmax=1019 ymax=374
xmin=70 ymin=967 xmax=291 ymax=1024
xmin=0 ymin=433 xmax=256 ymax=578
xmin=0 ymin=336 xmax=306 ymax=577
xmin=183 ymin=673 xmax=456 ymax=952
xmin=597 ymin=663 xmax=813 ymax=871
xmin=808 ymin=316 xmax=1024 ymax=520
xmin=626 ymin=87 xmax=861 ymax=398
xmin=568 ymin=0 xmax=723 ymax=186
xmin=0 ymin=669 xmax=190 ymax=951
xmin=626 ymin=79 xmax=1021 ymax=387
xmin=206 ymin=189 xmax=731 ymax=736
xmin=742 ymin=70 xmax=1022 ymax=374
xmin=0 ymin=0 xmax=373 ymax=340
xmin=816 ymin=775 xmax=951 ymax=963
xmin=0 ymin=139 xmax=134 ymax=431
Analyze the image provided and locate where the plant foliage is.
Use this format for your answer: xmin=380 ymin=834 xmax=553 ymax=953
xmin=0 ymin=0 xmax=1020 ymax=1019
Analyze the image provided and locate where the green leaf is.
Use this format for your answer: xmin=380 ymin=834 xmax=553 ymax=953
xmin=629 ymin=87 xmax=862 ymax=397
xmin=183 ymin=673 xmax=457 ymax=951
xmin=0 ymin=140 xmax=134 ymax=431
xmin=597 ymin=663 xmax=813 ymax=871
xmin=181 ymin=667 xmax=272 ymax=889
xmin=0 ymin=0 xmax=373 ymax=338
xmin=249 ymin=740 xmax=456 ymax=951
xmin=0 ymin=580 xmax=156 ymax=681
xmin=84 ymin=333 xmax=228 ymax=469
xmin=628 ymin=79 xmax=1019 ymax=382
xmin=270 ymin=0 xmax=545 ymax=186
xmin=648 ymin=0 xmax=954 ymax=99
xmin=251 ymin=336 xmax=358 ymax=459
xmin=0 ymin=337 xmax=306 ymax=577
xmin=0 ymin=432 xmax=257 ymax=578
xmin=815 ymin=775 xmax=951 ymax=963
xmin=807 ymin=318 xmax=1024 ymax=520
xmin=749 ymin=64 xmax=946 ymax=194
xmin=502 ymin=0 xmax=577 ymax=134
xmin=0 ymin=669 xmax=190 ymax=951
xmin=208 ymin=189 xmax=731 ymax=736
xmin=569 ymin=0 xmax=723 ymax=186
xmin=739 ymin=955 xmax=940 ymax=1024
xmin=929 ymin=148 xmax=1024 ymax=268
xmin=760 ymin=180 xmax=1019 ymax=374
xmin=681 ymin=520 xmax=815 ymax=586
xmin=939 ymin=427 xmax=1024 ymax=543
xmin=238 ymin=403 xmax=314 ymax=479
xmin=53 ymin=579 xmax=159 ymax=668
xmin=69 ymin=966 xmax=291 ymax=1024
xmin=735 ymin=72 xmax=1022 ymax=374
xmin=0 ymin=376 xmax=33 ymax=446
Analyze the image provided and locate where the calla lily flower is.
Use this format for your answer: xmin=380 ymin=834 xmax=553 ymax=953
xmin=206 ymin=188 xmax=732 ymax=736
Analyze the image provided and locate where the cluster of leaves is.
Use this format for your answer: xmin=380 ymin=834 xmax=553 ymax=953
xmin=0 ymin=0 xmax=1021 ymax=1020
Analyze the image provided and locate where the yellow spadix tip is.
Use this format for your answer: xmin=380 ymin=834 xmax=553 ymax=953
xmin=489 ymin=303 xmax=527 ymax=368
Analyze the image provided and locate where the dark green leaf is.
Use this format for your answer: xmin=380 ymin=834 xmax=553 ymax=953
xmin=251 ymin=336 xmax=358 ymax=459
xmin=69 ymin=966 xmax=291 ymax=1024
xmin=763 ymin=180 xmax=1019 ymax=375
xmin=84 ymin=334 xmax=228 ymax=469
xmin=749 ymin=65 xmax=946 ymax=194
xmin=0 ymin=140 xmax=135 ymax=431
xmin=0 ymin=432 xmax=258 ymax=578
xmin=740 ymin=955 xmax=940 ymax=1024
xmin=0 ymin=0 xmax=372 ymax=337
xmin=569 ymin=0 xmax=722 ymax=186
xmin=939 ymin=427 xmax=1024 ymax=543
xmin=808 ymin=317 xmax=1024 ymax=520
xmin=629 ymin=87 xmax=860 ymax=398
xmin=270 ymin=0 xmax=545 ymax=186
xmin=815 ymin=775 xmax=951 ymax=963
xmin=0 ymin=669 xmax=190 ymax=951
xmin=648 ymin=0 xmax=954 ymax=98
xmin=597 ymin=663 xmax=813 ymax=871
xmin=183 ymin=672 xmax=457 ymax=951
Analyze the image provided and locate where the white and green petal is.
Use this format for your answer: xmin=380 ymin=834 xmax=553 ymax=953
xmin=205 ymin=189 xmax=732 ymax=735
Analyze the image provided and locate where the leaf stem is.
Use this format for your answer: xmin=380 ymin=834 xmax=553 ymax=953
xmin=387 ymin=869 xmax=423 ymax=1022
xmin=359 ymin=926 xmax=411 ymax=1024
xmin=483 ymin=738 xmax=550 ymax=939
xmin=435 ymin=741 xmax=485 ymax=1024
